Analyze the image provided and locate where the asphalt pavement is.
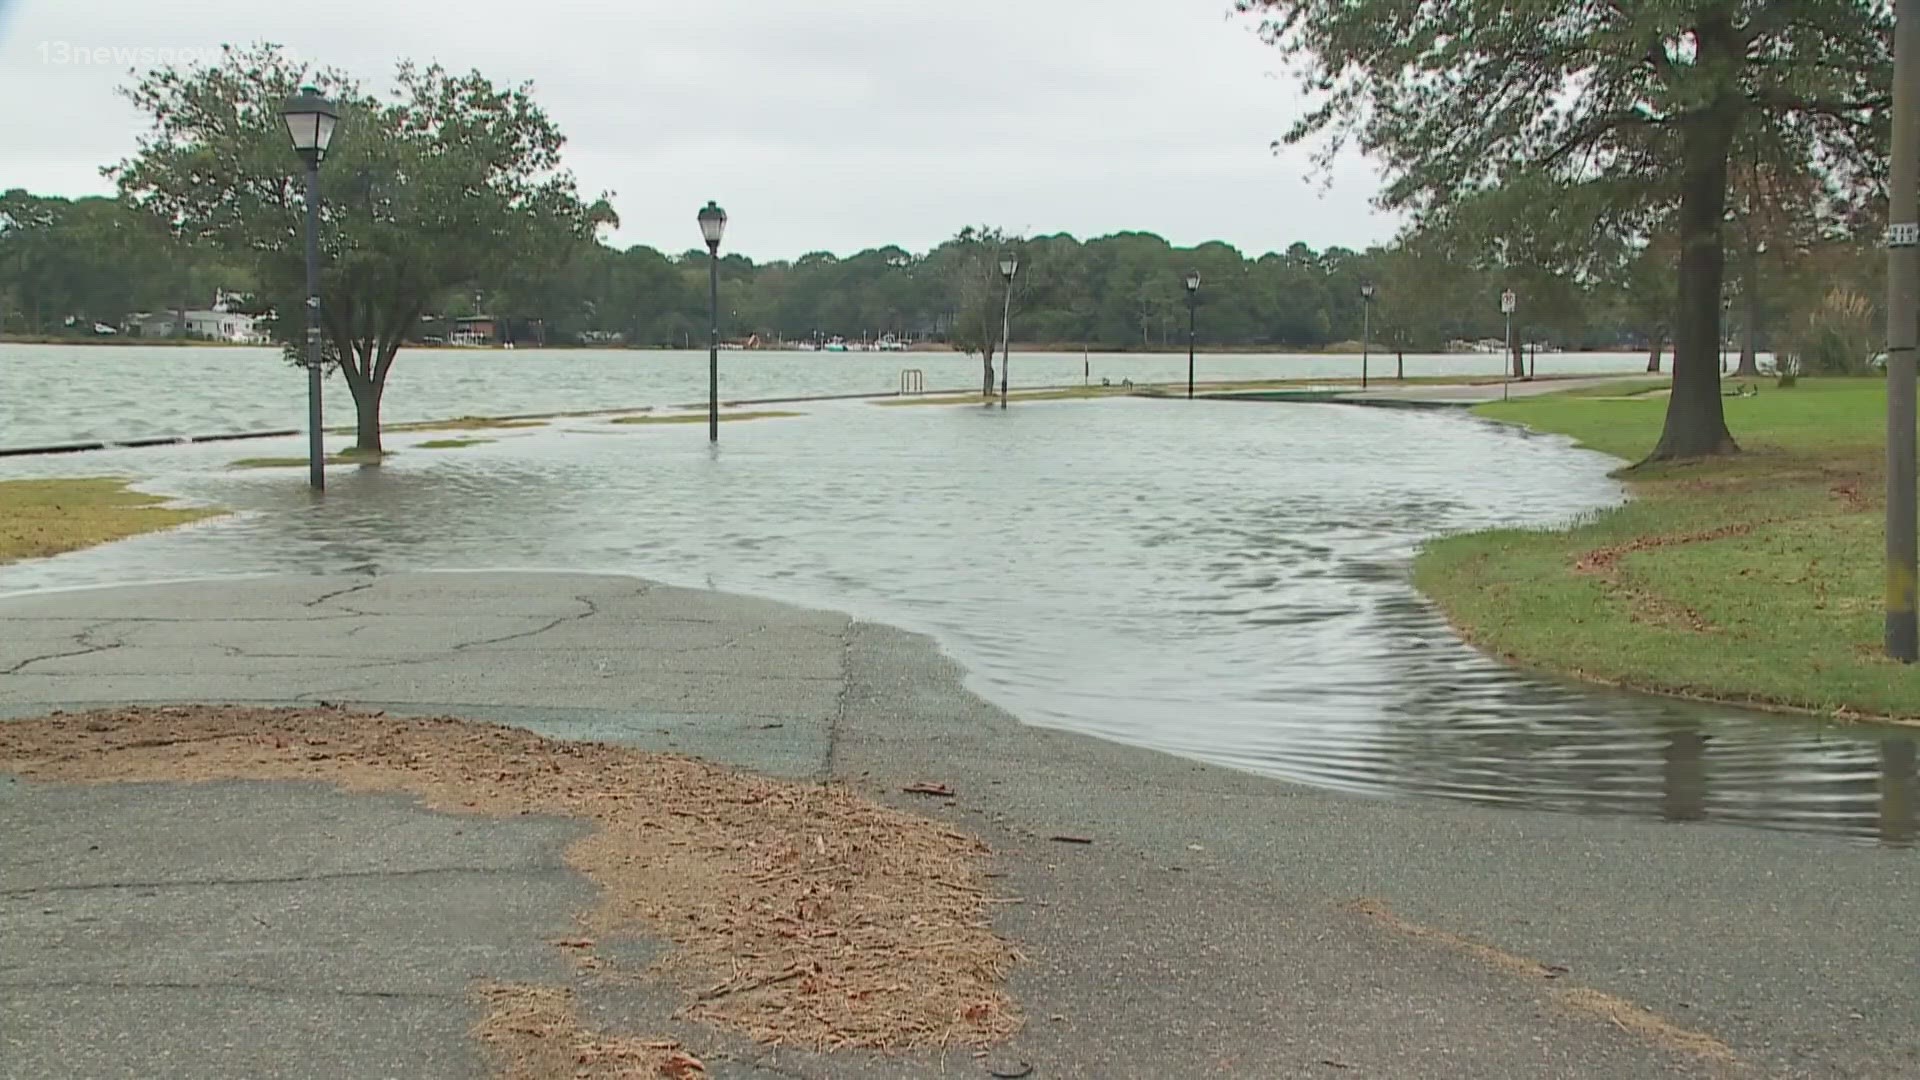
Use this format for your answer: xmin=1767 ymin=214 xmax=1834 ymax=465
xmin=1 ymin=572 xmax=1913 ymax=1078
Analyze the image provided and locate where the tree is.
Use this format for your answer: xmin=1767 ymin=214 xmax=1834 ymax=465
xmin=1241 ymin=0 xmax=1892 ymax=461
xmin=113 ymin=44 xmax=610 ymax=451
xmin=0 ymin=192 xmax=199 ymax=334
xmin=1726 ymin=152 xmax=1843 ymax=377
xmin=934 ymin=226 xmax=1024 ymax=396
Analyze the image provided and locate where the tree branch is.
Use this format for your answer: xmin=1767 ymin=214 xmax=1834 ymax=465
xmin=1753 ymin=92 xmax=1890 ymax=119
xmin=1543 ymin=109 xmax=1666 ymax=166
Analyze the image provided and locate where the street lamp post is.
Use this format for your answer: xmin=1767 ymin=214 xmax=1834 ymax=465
xmin=697 ymin=201 xmax=727 ymax=443
xmin=1728 ymin=294 xmax=1743 ymax=374
xmin=1500 ymin=288 xmax=1518 ymax=400
xmin=1185 ymin=271 xmax=1201 ymax=398
xmin=1360 ymin=281 xmax=1375 ymax=390
xmin=998 ymin=251 xmax=1018 ymax=409
xmin=280 ymin=86 xmax=339 ymax=492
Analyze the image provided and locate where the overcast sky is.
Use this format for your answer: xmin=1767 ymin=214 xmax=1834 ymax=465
xmin=0 ymin=0 xmax=1399 ymax=261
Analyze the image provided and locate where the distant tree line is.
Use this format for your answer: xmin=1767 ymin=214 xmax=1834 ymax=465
xmin=0 ymin=186 xmax=1880 ymax=358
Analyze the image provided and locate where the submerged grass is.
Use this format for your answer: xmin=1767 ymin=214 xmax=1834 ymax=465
xmin=383 ymin=417 xmax=547 ymax=432
xmin=875 ymin=386 xmax=1140 ymax=407
xmin=415 ymin=437 xmax=493 ymax=449
xmin=609 ymin=410 xmax=801 ymax=425
xmin=0 ymin=477 xmax=222 ymax=564
xmin=1413 ymin=377 xmax=1910 ymax=722
xmin=231 ymin=448 xmax=388 ymax=469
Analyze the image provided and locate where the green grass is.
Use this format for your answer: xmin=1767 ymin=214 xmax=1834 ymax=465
xmin=0 ymin=478 xmax=223 ymax=564
xmin=609 ymin=410 xmax=801 ymax=425
xmin=415 ymin=437 xmax=493 ymax=449
xmin=1416 ymin=377 xmax=1909 ymax=722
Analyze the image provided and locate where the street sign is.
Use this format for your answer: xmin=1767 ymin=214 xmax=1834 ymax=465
xmin=1500 ymin=290 xmax=1517 ymax=314
xmin=1889 ymin=222 xmax=1920 ymax=248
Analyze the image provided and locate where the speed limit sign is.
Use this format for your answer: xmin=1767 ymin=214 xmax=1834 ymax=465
xmin=1500 ymin=290 xmax=1517 ymax=314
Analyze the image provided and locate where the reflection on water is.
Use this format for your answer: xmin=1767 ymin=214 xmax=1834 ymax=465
xmin=0 ymin=397 xmax=1913 ymax=846
xmin=1886 ymin=740 xmax=1917 ymax=846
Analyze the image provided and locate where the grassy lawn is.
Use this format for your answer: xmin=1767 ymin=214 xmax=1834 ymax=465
xmin=0 ymin=478 xmax=223 ymax=564
xmin=1413 ymin=377 xmax=1912 ymax=723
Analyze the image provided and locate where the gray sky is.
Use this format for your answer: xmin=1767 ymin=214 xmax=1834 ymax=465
xmin=0 ymin=0 xmax=1398 ymax=261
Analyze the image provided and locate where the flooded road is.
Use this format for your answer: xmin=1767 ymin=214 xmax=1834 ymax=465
xmin=1 ymin=396 xmax=1912 ymax=845
xmin=0 ymin=343 xmax=1653 ymax=449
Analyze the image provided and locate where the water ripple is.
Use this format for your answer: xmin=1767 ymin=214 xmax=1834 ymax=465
xmin=0 ymin=391 xmax=1913 ymax=847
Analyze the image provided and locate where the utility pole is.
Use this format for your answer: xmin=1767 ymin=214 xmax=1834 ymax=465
xmin=1887 ymin=0 xmax=1919 ymax=662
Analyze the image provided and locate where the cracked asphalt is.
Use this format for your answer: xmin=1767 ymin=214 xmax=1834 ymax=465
xmin=1 ymin=571 xmax=1915 ymax=1079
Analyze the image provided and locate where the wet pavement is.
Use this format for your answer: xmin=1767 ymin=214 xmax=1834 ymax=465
xmin=1 ymin=395 xmax=1914 ymax=844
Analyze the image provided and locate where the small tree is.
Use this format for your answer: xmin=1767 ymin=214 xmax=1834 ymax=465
xmin=934 ymin=226 xmax=1027 ymax=396
xmin=114 ymin=44 xmax=610 ymax=451
xmin=1782 ymin=288 xmax=1879 ymax=376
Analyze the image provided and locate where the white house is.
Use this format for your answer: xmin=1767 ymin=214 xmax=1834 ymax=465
xmin=125 ymin=290 xmax=269 ymax=343
xmin=186 ymin=310 xmax=266 ymax=342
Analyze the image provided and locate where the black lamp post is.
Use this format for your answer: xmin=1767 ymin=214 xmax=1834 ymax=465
xmin=697 ymin=201 xmax=727 ymax=442
xmin=1360 ymin=281 xmax=1375 ymax=390
xmin=280 ymin=86 xmax=339 ymax=491
xmin=1184 ymin=270 xmax=1200 ymax=398
xmin=1720 ymin=295 xmax=1732 ymax=375
xmin=997 ymin=251 xmax=1018 ymax=409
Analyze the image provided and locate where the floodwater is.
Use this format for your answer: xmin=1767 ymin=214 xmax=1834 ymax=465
xmin=0 ymin=391 xmax=1912 ymax=847
xmin=0 ymin=343 xmax=1653 ymax=449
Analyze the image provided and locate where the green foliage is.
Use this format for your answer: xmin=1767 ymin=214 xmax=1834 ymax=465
xmin=0 ymin=190 xmax=247 ymax=335
xmin=1239 ymin=0 xmax=1891 ymax=458
xmin=112 ymin=44 xmax=609 ymax=448
xmin=1240 ymin=0 xmax=1889 ymax=231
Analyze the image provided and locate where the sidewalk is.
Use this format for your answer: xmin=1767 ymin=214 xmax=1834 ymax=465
xmin=1201 ymin=373 xmax=1665 ymax=409
xmin=1 ymin=572 xmax=1911 ymax=1078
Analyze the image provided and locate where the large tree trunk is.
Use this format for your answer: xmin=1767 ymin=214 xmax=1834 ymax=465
xmin=351 ymin=376 xmax=386 ymax=453
xmin=1510 ymin=332 xmax=1526 ymax=379
xmin=1646 ymin=98 xmax=1738 ymax=461
xmin=980 ymin=344 xmax=996 ymax=397
xmin=332 ymin=330 xmax=396 ymax=455
xmin=1646 ymin=330 xmax=1665 ymax=372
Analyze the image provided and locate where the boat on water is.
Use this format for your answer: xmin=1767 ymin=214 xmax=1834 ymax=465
xmin=823 ymin=336 xmax=849 ymax=353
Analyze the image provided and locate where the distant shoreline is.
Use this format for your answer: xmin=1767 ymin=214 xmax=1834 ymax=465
xmin=1 ymin=335 xmax=267 ymax=348
xmin=2 ymin=335 xmax=1567 ymax=357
